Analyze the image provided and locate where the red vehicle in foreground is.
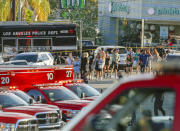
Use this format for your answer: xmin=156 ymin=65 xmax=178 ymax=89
xmin=63 ymin=62 xmax=180 ymax=131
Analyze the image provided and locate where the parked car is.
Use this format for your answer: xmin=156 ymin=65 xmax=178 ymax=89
xmin=63 ymin=61 xmax=180 ymax=131
xmin=12 ymin=52 xmax=54 ymax=65
xmin=166 ymin=53 xmax=180 ymax=61
xmin=64 ymin=83 xmax=101 ymax=101
xmin=0 ymin=91 xmax=64 ymax=130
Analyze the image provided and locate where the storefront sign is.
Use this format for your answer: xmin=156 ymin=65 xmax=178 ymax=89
xmin=148 ymin=7 xmax=180 ymax=16
xmin=110 ymin=2 xmax=130 ymax=14
xmin=160 ymin=26 xmax=169 ymax=39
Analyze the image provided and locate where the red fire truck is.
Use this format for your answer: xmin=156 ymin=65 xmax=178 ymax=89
xmin=63 ymin=62 xmax=180 ymax=131
xmin=0 ymin=65 xmax=90 ymax=122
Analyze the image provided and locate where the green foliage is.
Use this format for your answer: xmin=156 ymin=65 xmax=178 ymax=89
xmin=60 ymin=3 xmax=98 ymax=39
xmin=24 ymin=8 xmax=33 ymax=22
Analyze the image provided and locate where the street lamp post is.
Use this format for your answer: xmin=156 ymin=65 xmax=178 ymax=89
xmin=18 ymin=0 xmax=21 ymax=21
xmin=79 ymin=20 xmax=83 ymax=56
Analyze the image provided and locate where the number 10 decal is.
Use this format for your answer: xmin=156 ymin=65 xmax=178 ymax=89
xmin=47 ymin=73 xmax=53 ymax=80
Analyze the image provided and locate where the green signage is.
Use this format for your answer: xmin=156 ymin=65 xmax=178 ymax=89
xmin=155 ymin=7 xmax=180 ymax=15
xmin=111 ymin=2 xmax=130 ymax=14
xmin=61 ymin=0 xmax=85 ymax=8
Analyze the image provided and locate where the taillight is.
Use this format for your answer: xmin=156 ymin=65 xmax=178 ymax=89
xmin=69 ymin=30 xmax=74 ymax=34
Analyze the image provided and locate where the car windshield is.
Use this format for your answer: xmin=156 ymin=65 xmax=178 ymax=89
xmin=0 ymin=94 xmax=28 ymax=108
xmin=43 ymin=88 xmax=80 ymax=102
xmin=13 ymin=54 xmax=38 ymax=63
xmin=70 ymin=84 xmax=101 ymax=97
xmin=12 ymin=91 xmax=36 ymax=104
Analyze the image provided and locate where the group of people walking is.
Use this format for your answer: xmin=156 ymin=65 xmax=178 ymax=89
xmin=54 ymin=44 xmax=168 ymax=81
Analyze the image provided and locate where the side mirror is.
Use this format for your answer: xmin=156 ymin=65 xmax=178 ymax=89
xmin=29 ymin=98 xmax=33 ymax=104
xmin=81 ymin=92 xmax=86 ymax=99
xmin=36 ymin=96 xmax=42 ymax=102
xmin=37 ymin=59 xmax=43 ymax=62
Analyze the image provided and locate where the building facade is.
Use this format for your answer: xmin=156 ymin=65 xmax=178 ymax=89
xmin=98 ymin=0 xmax=180 ymax=46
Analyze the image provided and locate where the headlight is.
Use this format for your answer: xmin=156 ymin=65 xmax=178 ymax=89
xmin=65 ymin=109 xmax=80 ymax=118
xmin=57 ymin=109 xmax=63 ymax=120
xmin=0 ymin=123 xmax=15 ymax=131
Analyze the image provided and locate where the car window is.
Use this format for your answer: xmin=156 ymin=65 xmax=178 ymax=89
xmin=42 ymin=88 xmax=80 ymax=101
xmin=41 ymin=54 xmax=49 ymax=61
xmin=27 ymin=89 xmax=46 ymax=103
xmin=69 ymin=84 xmax=101 ymax=98
xmin=48 ymin=53 xmax=54 ymax=59
xmin=83 ymin=88 xmax=175 ymax=131
xmin=12 ymin=91 xmax=36 ymax=104
xmin=166 ymin=55 xmax=180 ymax=61
xmin=13 ymin=54 xmax=38 ymax=62
xmin=0 ymin=94 xmax=28 ymax=108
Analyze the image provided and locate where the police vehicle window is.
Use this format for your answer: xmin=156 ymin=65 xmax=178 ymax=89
xmin=41 ymin=54 xmax=49 ymax=60
xmin=84 ymin=88 xmax=175 ymax=131
xmin=27 ymin=90 xmax=46 ymax=103
xmin=13 ymin=54 xmax=38 ymax=62
xmin=48 ymin=53 xmax=54 ymax=59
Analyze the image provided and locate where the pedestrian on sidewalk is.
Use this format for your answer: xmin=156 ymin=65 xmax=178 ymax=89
xmin=105 ymin=51 xmax=111 ymax=78
xmin=81 ymin=52 xmax=89 ymax=79
xmin=89 ymin=50 xmax=95 ymax=80
xmin=126 ymin=54 xmax=133 ymax=75
xmin=111 ymin=48 xmax=120 ymax=78
xmin=73 ymin=57 xmax=80 ymax=79
xmin=139 ymin=50 xmax=150 ymax=73
xmin=65 ymin=52 xmax=74 ymax=65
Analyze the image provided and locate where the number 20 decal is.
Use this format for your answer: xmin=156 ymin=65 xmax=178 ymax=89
xmin=47 ymin=73 xmax=53 ymax=80
xmin=1 ymin=77 xmax=10 ymax=84
xmin=66 ymin=71 xmax=72 ymax=78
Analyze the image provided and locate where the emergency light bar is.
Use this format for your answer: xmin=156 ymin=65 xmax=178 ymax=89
xmin=33 ymin=83 xmax=62 ymax=87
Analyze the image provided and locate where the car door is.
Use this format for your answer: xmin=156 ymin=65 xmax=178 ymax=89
xmin=27 ymin=89 xmax=47 ymax=103
xmin=65 ymin=76 xmax=180 ymax=131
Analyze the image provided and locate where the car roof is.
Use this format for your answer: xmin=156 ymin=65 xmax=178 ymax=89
xmin=96 ymin=46 xmax=126 ymax=49
xmin=17 ymin=52 xmax=50 ymax=56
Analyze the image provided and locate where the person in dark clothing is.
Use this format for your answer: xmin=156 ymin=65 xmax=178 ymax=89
xmin=89 ymin=51 xmax=94 ymax=80
xmin=156 ymin=44 xmax=166 ymax=60
xmin=81 ymin=52 xmax=89 ymax=79
xmin=152 ymin=92 xmax=166 ymax=116
xmin=139 ymin=50 xmax=150 ymax=73
xmin=55 ymin=53 xmax=66 ymax=65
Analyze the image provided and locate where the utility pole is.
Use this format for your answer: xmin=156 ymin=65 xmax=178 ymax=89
xmin=11 ymin=0 xmax=16 ymax=21
xmin=18 ymin=0 xmax=21 ymax=21
xmin=141 ymin=19 xmax=145 ymax=47
xmin=80 ymin=20 xmax=83 ymax=56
